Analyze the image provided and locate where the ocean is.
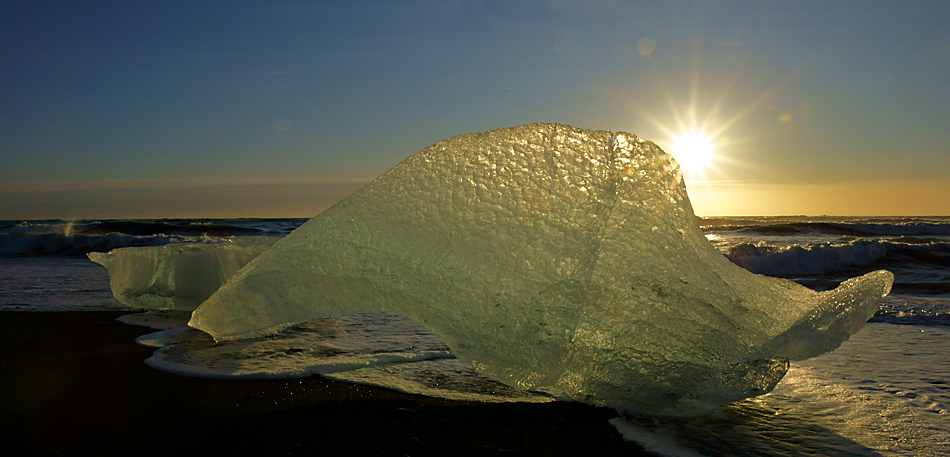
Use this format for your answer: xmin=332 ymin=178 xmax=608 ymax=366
xmin=1 ymin=216 xmax=948 ymax=456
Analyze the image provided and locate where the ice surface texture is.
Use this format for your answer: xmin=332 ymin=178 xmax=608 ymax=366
xmin=189 ymin=123 xmax=893 ymax=415
xmin=89 ymin=237 xmax=277 ymax=310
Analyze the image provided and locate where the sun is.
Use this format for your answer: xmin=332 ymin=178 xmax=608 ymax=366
xmin=668 ymin=129 xmax=716 ymax=175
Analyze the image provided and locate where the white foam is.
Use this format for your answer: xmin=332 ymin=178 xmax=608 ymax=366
xmin=117 ymin=310 xmax=193 ymax=330
xmin=609 ymin=418 xmax=709 ymax=457
xmin=133 ymin=310 xmax=555 ymax=403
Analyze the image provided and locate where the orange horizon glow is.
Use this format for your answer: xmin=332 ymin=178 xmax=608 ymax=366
xmin=2 ymin=176 xmax=948 ymax=220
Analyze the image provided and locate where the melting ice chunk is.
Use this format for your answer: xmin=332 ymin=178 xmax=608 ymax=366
xmin=185 ymin=123 xmax=892 ymax=415
xmin=89 ymin=237 xmax=278 ymax=310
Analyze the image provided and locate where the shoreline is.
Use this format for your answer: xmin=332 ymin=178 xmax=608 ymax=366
xmin=0 ymin=311 xmax=645 ymax=456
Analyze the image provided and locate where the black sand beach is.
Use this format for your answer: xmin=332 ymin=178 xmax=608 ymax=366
xmin=0 ymin=312 xmax=646 ymax=456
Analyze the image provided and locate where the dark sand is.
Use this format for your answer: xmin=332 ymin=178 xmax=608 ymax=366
xmin=0 ymin=312 xmax=647 ymax=456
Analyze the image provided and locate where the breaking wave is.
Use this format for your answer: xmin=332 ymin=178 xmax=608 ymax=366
xmin=0 ymin=219 xmax=304 ymax=257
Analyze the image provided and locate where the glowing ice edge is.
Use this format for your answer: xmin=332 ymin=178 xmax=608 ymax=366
xmin=94 ymin=123 xmax=893 ymax=416
xmin=89 ymin=237 xmax=278 ymax=311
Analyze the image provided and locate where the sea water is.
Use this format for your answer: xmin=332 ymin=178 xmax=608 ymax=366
xmin=1 ymin=217 xmax=948 ymax=455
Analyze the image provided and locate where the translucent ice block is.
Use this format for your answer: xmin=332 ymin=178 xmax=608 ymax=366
xmin=187 ymin=124 xmax=892 ymax=415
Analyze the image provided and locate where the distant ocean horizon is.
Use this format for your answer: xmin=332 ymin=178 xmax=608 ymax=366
xmin=1 ymin=216 xmax=948 ymax=455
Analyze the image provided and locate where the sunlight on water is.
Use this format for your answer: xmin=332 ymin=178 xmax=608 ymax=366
xmin=612 ymin=324 xmax=950 ymax=456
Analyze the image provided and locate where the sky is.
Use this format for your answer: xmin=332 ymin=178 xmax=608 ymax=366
xmin=2 ymin=0 xmax=949 ymax=219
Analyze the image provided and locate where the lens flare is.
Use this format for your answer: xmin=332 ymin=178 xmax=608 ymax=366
xmin=637 ymin=37 xmax=657 ymax=56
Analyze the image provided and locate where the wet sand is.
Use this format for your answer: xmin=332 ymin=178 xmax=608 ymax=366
xmin=0 ymin=311 xmax=646 ymax=456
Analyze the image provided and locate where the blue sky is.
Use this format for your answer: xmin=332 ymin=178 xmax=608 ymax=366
xmin=3 ymin=1 xmax=949 ymax=218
